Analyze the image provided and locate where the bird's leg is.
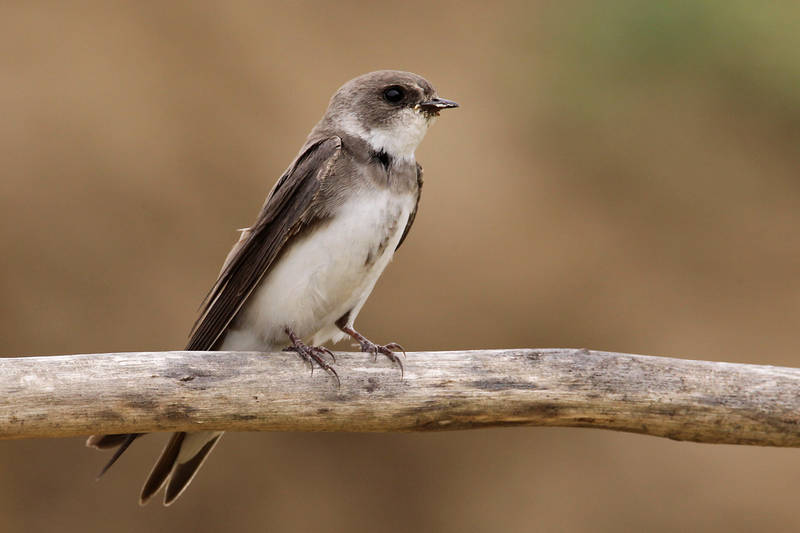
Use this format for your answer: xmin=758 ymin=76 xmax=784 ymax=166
xmin=335 ymin=318 xmax=405 ymax=375
xmin=284 ymin=327 xmax=339 ymax=386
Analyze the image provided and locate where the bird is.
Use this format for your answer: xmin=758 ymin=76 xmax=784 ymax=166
xmin=86 ymin=70 xmax=458 ymax=506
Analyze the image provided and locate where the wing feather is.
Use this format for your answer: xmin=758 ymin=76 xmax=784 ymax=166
xmin=186 ymin=137 xmax=342 ymax=351
xmin=395 ymin=162 xmax=423 ymax=251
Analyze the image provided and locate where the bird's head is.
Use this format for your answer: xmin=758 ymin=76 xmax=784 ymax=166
xmin=322 ymin=70 xmax=458 ymax=161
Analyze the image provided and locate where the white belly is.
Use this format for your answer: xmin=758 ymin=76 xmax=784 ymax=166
xmin=220 ymin=188 xmax=416 ymax=351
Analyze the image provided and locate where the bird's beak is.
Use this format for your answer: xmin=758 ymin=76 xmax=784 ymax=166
xmin=417 ymin=97 xmax=459 ymax=115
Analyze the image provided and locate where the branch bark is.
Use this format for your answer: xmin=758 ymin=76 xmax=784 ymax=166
xmin=2 ymin=349 xmax=799 ymax=446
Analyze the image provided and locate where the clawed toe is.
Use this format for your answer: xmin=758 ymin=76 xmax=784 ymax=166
xmin=356 ymin=340 xmax=380 ymax=360
xmin=357 ymin=340 xmax=404 ymax=376
xmin=303 ymin=347 xmax=339 ymax=385
xmin=378 ymin=345 xmax=404 ymax=377
xmin=313 ymin=345 xmax=336 ymax=363
xmin=339 ymin=325 xmax=405 ymax=377
xmin=383 ymin=342 xmax=406 ymax=358
xmin=284 ymin=328 xmax=340 ymax=386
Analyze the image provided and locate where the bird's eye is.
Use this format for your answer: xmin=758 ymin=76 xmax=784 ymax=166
xmin=383 ymin=86 xmax=405 ymax=103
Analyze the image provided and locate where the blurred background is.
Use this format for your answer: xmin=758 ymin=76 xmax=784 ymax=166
xmin=2 ymin=1 xmax=800 ymax=531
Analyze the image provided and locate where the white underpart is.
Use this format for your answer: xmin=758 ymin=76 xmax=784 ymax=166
xmin=220 ymin=187 xmax=417 ymax=351
xmin=190 ymin=165 xmax=416 ymax=493
xmin=172 ymin=167 xmax=416 ymax=499
xmin=340 ymin=108 xmax=432 ymax=162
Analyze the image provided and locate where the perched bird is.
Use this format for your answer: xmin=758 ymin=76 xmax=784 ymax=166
xmin=87 ymin=70 xmax=458 ymax=505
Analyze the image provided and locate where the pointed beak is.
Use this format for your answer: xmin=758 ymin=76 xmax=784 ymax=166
xmin=417 ymin=97 xmax=460 ymax=115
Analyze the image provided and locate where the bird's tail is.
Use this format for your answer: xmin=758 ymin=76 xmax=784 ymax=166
xmin=87 ymin=433 xmax=143 ymax=478
xmin=88 ymin=430 xmax=223 ymax=506
xmin=139 ymin=431 xmax=224 ymax=506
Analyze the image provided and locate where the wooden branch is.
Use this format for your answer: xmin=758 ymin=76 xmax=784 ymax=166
xmin=2 ymin=349 xmax=799 ymax=446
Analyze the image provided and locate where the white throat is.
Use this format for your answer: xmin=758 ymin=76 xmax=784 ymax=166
xmin=340 ymin=108 xmax=432 ymax=162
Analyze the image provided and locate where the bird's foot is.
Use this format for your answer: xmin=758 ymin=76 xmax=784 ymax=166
xmin=339 ymin=325 xmax=405 ymax=376
xmin=284 ymin=327 xmax=339 ymax=386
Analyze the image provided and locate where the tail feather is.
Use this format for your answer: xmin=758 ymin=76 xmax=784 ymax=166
xmin=139 ymin=432 xmax=186 ymax=505
xmin=86 ymin=433 xmax=137 ymax=450
xmin=139 ymin=431 xmax=224 ymax=506
xmin=164 ymin=433 xmax=223 ymax=505
xmin=94 ymin=433 xmax=142 ymax=478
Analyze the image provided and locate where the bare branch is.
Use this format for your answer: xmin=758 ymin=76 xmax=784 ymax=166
xmin=2 ymin=349 xmax=799 ymax=446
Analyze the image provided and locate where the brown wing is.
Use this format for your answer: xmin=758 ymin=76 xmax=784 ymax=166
xmin=395 ymin=162 xmax=423 ymax=251
xmin=186 ymin=136 xmax=342 ymax=351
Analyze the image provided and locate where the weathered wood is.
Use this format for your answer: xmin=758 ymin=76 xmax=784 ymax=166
xmin=1 ymin=349 xmax=799 ymax=446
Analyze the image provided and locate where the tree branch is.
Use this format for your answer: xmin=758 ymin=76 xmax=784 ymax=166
xmin=2 ymin=349 xmax=799 ymax=446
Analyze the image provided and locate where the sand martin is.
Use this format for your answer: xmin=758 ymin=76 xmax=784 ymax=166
xmin=87 ymin=70 xmax=458 ymax=505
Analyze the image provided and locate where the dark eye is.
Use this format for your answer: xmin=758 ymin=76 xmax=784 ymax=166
xmin=383 ymin=85 xmax=405 ymax=103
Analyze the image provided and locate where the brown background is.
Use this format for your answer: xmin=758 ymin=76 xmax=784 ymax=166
xmin=2 ymin=1 xmax=800 ymax=531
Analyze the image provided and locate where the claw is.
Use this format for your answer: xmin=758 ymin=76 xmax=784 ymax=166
xmin=284 ymin=346 xmax=314 ymax=371
xmin=384 ymin=342 xmax=407 ymax=359
xmin=339 ymin=325 xmax=404 ymax=377
xmin=314 ymin=345 xmax=336 ymax=364
xmin=377 ymin=345 xmax=404 ymax=377
xmin=284 ymin=328 xmax=340 ymax=386
xmin=326 ymin=365 xmax=341 ymax=387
